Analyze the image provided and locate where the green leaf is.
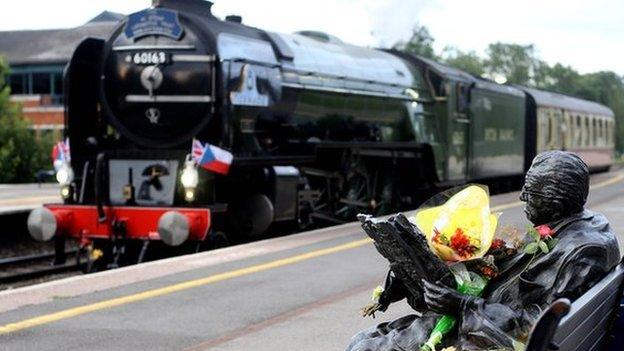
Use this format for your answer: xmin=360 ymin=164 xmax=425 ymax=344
xmin=526 ymin=226 xmax=539 ymax=241
xmin=524 ymin=242 xmax=539 ymax=254
xmin=538 ymin=241 xmax=549 ymax=254
xmin=547 ymin=238 xmax=559 ymax=250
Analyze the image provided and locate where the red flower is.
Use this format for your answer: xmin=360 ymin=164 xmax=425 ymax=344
xmin=481 ymin=266 xmax=497 ymax=279
xmin=490 ymin=238 xmax=505 ymax=250
xmin=449 ymin=228 xmax=476 ymax=258
xmin=535 ymin=225 xmax=554 ymax=239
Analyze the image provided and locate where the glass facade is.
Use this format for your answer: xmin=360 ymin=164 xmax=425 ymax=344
xmin=7 ymin=65 xmax=64 ymax=105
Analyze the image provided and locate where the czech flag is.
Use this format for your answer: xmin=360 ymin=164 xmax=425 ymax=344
xmin=51 ymin=138 xmax=70 ymax=171
xmin=191 ymin=139 xmax=233 ymax=175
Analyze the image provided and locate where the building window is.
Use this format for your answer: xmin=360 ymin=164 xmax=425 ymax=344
xmin=9 ymin=73 xmax=26 ymax=94
xmin=52 ymin=72 xmax=63 ymax=104
xmin=32 ymin=73 xmax=51 ymax=94
xmin=7 ymin=66 xmax=64 ymax=101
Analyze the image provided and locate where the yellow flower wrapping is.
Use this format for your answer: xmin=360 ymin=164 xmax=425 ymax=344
xmin=414 ymin=185 xmax=499 ymax=261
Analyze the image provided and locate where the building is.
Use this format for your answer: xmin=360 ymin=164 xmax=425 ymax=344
xmin=0 ymin=11 xmax=122 ymax=139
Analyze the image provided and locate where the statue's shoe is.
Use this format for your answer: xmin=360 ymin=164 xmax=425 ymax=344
xmin=358 ymin=214 xmax=453 ymax=308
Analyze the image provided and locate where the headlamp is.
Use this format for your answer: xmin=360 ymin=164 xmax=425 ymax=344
xmin=60 ymin=185 xmax=73 ymax=199
xmin=56 ymin=162 xmax=74 ymax=185
xmin=180 ymin=155 xmax=199 ymax=202
xmin=181 ymin=162 xmax=199 ymax=189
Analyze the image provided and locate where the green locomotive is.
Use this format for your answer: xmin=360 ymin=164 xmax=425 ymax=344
xmin=28 ymin=0 xmax=616 ymax=267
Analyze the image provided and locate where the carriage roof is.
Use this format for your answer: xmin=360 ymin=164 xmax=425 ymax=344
xmin=522 ymin=87 xmax=614 ymax=117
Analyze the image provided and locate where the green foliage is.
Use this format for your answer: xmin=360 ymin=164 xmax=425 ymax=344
xmin=536 ymin=63 xmax=583 ymax=93
xmin=441 ymin=47 xmax=484 ymax=76
xmin=393 ymin=24 xmax=437 ymax=59
xmin=484 ymin=43 xmax=543 ymax=86
xmin=0 ymin=56 xmax=54 ymax=183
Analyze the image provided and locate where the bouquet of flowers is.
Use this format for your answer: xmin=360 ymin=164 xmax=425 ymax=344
xmin=414 ymin=185 xmax=500 ymax=351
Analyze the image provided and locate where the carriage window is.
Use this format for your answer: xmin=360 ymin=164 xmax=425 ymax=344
xmin=426 ymin=70 xmax=446 ymax=98
xmin=584 ymin=116 xmax=589 ymax=147
xmin=609 ymin=120 xmax=614 ymax=145
xmin=548 ymin=114 xmax=554 ymax=147
xmin=583 ymin=116 xmax=591 ymax=146
xmin=591 ymin=118 xmax=597 ymax=146
xmin=540 ymin=110 xmax=549 ymax=148
xmin=598 ymin=119 xmax=604 ymax=146
xmin=456 ymin=83 xmax=469 ymax=113
xmin=575 ymin=116 xmax=582 ymax=147
xmin=566 ymin=114 xmax=573 ymax=148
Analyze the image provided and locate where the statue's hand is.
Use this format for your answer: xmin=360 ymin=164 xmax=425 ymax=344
xmin=360 ymin=302 xmax=383 ymax=318
xmin=423 ymin=280 xmax=470 ymax=314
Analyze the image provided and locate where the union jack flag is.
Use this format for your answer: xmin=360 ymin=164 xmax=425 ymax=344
xmin=52 ymin=138 xmax=70 ymax=170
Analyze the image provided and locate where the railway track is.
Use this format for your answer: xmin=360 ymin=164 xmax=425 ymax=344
xmin=0 ymin=250 xmax=82 ymax=285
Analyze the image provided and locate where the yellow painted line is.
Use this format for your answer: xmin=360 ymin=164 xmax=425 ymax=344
xmin=591 ymin=172 xmax=624 ymax=190
xmin=1 ymin=171 xmax=622 ymax=335
xmin=0 ymin=238 xmax=372 ymax=335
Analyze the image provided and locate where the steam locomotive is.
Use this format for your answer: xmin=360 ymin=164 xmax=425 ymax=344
xmin=26 ymin=0 xmax=615 ymax=269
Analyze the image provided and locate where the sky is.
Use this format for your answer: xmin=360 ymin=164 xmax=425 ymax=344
xmin=0 ymin=0 xmax=622 ymax=75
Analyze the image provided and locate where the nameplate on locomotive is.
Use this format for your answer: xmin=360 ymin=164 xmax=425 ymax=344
xmin=124 ymin=8 xmax=183 ymax=41
xmin=230 ymin=65 xmax=270 ymax=107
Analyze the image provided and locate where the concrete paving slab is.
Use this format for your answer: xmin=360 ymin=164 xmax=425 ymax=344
xmin=0 ymin=184 xmax=59 ymax=215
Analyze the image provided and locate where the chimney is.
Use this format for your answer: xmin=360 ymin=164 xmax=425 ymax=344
xmin=225 ymin=15 xmax=242 ymax=24
xmin=152 ymin=0 xmax=214 ymax=17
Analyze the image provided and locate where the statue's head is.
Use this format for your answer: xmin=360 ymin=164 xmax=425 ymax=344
xmin=520 ymin=151 xmax=589 ymax=225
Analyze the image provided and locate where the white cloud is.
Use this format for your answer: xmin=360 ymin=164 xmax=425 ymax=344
xmin=0 ymin=0 xmax=621 ymax=74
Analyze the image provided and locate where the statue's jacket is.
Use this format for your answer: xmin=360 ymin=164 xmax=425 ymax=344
xmin=347 ymin=210 xmax=621 ymax=350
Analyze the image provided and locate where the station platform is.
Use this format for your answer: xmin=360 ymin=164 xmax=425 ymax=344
xmin=0 ymin=171 xmax=623 ymax=350
xmin=0 ymin=184 xmax=59 ymax=216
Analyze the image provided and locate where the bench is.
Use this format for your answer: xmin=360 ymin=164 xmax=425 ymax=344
xmin=526 ymin=262 xmax=624 ymax=351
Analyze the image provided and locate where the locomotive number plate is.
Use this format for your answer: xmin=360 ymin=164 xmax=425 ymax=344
xmin=130 ymin=51 xmax=171 ymax=65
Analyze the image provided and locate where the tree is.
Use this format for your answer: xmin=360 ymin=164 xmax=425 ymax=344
xmin=393 ymin=24 xmax=437 ymax=59
xmin=537 ymin=63 xmax=583 ymax=94
xmin=0 ymin=56 xmax=52 ymax=183
xmin=441 ymin=46 xmax=484 ymax=77
xmin=484 ymin=43 xmax=542 ymax=85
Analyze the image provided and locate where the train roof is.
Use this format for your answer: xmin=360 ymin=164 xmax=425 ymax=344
xmin=269 ymin=32 xmax=417 ymax=88
xmin=414 ymin=55 xmax=476 ymax=83
xmin=521 ymin=86 xmax=614 ymax=117
xmin=407 ymin=54 xmax=524 ymax=97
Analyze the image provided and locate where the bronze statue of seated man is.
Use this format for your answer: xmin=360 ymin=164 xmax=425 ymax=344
xmin=347 ymin=151 xmax=621 ymax=350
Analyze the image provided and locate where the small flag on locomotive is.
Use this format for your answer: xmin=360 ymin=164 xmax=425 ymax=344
xmin=51 ymin=138 xmax=70 ymax=171
xmin=191 ymin=139 xmax=233 ymax=175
